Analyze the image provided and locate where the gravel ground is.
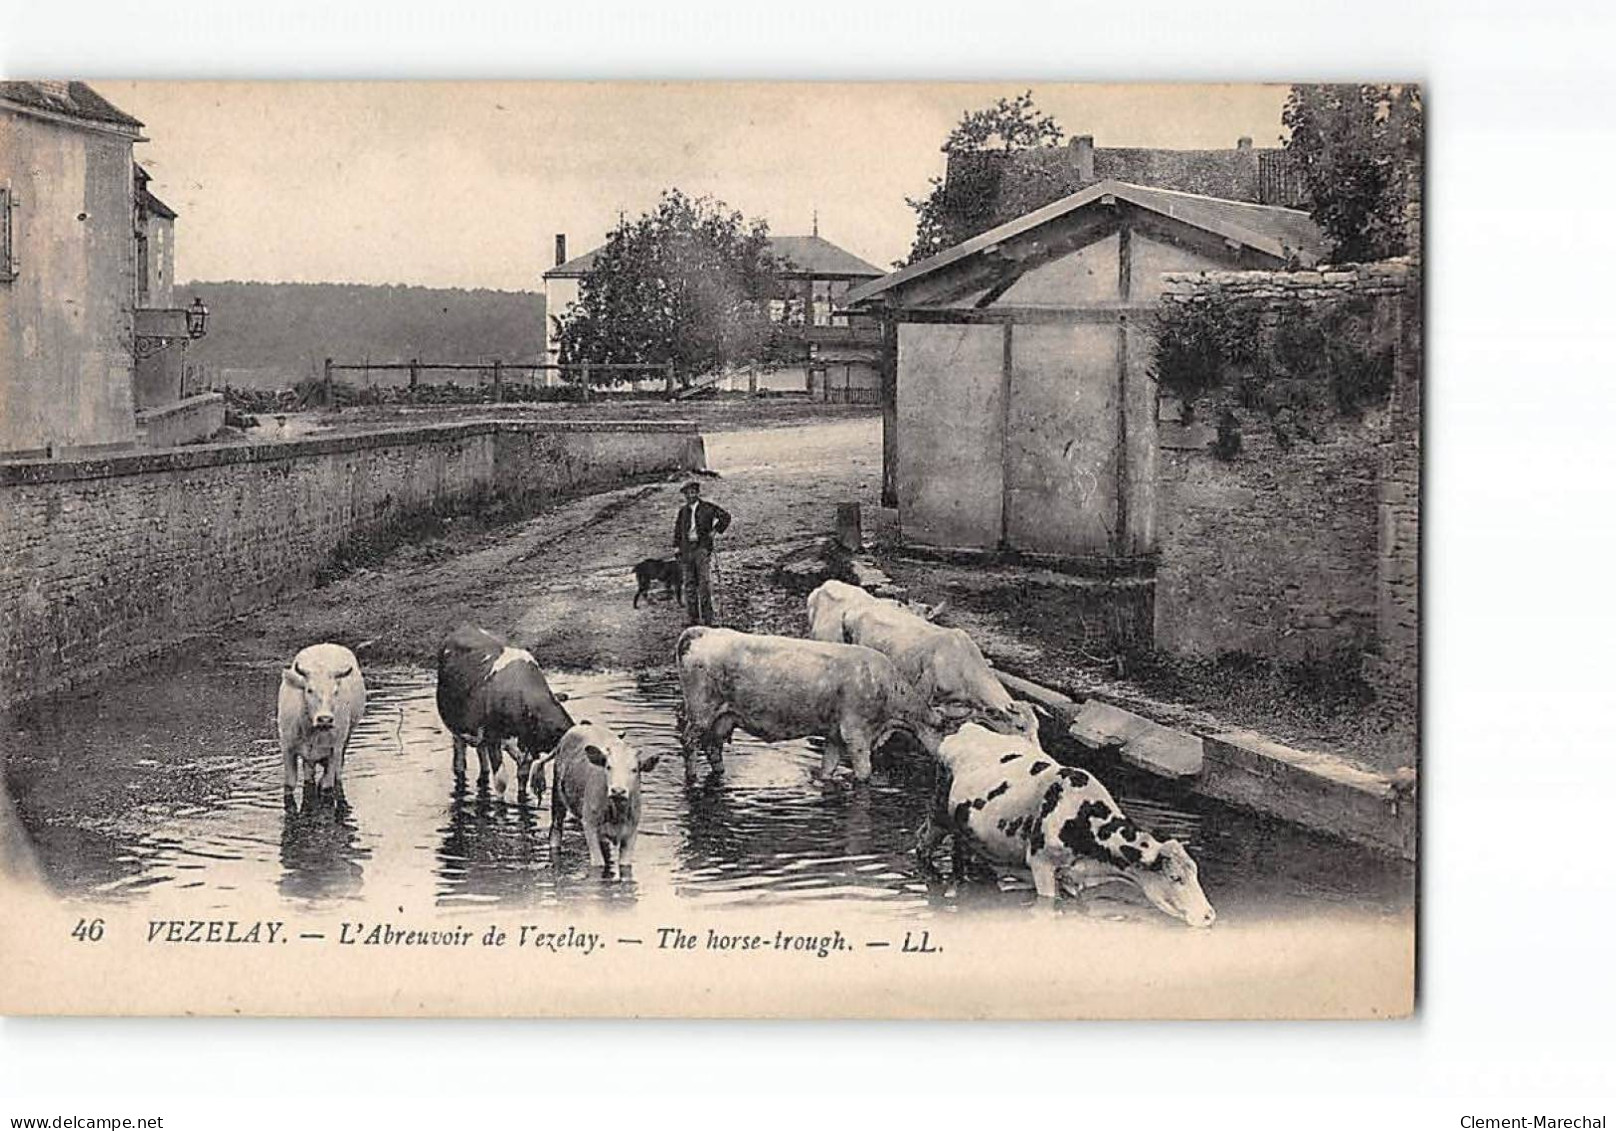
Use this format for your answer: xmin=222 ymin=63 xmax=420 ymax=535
xmin=198 ymin=415 xmax=884 ymax=678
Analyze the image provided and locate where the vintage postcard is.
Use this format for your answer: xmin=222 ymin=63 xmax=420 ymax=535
xmin=0 ymin=80 xmax=1420 ymax=1018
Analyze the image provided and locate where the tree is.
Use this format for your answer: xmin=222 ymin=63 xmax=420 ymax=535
xmin=553 ymin=190 xmax=790 ymax=388
xmin=1282 ymin=84 xmax=1423 ymax=263
xmin=902 ymin=91 xmax=1065 ymax=265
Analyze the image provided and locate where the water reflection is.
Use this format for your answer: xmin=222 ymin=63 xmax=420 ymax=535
xmin=3 ymin=661 xmax=1415 ymax=921
xmin=279 ymin=787 xmax=368 ymax=901
xmin=436 ymin=782 xmax=549 ymax=907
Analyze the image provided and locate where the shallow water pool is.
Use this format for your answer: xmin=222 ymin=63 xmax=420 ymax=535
xmin=3 ymin=662 xmax=1414 ymax=925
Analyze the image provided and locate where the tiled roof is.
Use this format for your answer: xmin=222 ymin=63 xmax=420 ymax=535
xmin=545 ymin=234 xmax=882 ymax=280
xmin=766 ymin=236 xmax=884 ymax=278
xmin=139 ymin=187 xmax=178 ymax=220
xmin=0 ymin=81 xmax=143 ymax=130
xmin=845 ymin=179 xmax=1324 ymax=307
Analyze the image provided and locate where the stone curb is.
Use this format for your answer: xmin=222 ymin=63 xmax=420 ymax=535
xmin=992 ymin=667 xmax=1414 ymax=862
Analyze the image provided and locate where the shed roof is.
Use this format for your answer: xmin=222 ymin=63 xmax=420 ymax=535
xmin=845 ymin=179 xmax=1324 ymax=307
xmin=0 ymin=81 xmax=144 ymax=130
xmin=545 ymin=233 xmax=882 ymax=280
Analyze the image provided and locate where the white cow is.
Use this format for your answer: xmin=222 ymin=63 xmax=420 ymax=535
xmin=278 ymin=643 xmax=367 ymax=806
xmin=676 ymin=626 xmax=947 ymax=782
xmin=806 ymin=579 xmax=1031 ymax=737
xmin=549 ymin=722 xmax=660 ymax=879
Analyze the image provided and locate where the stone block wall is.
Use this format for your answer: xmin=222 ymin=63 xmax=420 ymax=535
xmin=1152 ymin=261 xmax=1419 ymax=707
xmin=134 ymin=392 xmax=225 ymax=449
xmin=0 ymin=420 xmax=701 ymax=707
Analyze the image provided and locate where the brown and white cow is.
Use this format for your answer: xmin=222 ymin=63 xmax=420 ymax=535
xmin=676 ymin=626 xmax=946 ymax=782
xmin=278 ymin=643 xmax=367 ymax=807
xmin=435 ymin=625 xmax=574 ymax=799
xmin=919 ymin=721 xmax=1217 ymax=928
xmin=806 ymin=580 xmax=1030 ymax=737
xmin=550 ymin=722 xmax=660 ymax=879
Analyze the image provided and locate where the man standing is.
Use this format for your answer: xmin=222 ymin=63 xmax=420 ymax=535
xmin=673 ymin=480 xmax=732 ymax=626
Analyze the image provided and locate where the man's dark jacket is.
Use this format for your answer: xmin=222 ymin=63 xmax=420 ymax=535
xmin=673 ymin=499 xmax=732 ymax=554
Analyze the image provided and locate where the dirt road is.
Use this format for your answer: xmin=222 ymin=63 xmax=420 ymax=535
xmin=230 ymin=414 xmax=883 ymax=674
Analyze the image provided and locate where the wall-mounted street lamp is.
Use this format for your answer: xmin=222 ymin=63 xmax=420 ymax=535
xmin=134 ymin=295 xmax=209 ymax=360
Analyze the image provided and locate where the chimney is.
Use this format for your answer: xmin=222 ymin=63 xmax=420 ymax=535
xmin=1071 ymin=135 xmax=1095 ymax=183
xmin=1237 ymin=136 xmax=1253 ymax=150
xmin=554 ymin=234 xmax=568 ymax=268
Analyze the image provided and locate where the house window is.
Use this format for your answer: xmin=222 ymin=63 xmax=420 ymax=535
xmin=811 ymin=279 xmax=833 ymax=327
xmin=1 ymin=186 xmax=16 ymax=282
xmin=829 ymin=279 xmax=850 ymax=325
xmin=135 ymin=232 xmax=150 ymax=305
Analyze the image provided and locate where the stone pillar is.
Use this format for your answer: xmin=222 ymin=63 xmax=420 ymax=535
xmin=835 ymin=502 xmax=862 ymax=552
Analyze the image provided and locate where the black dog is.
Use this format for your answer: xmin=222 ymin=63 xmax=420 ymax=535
xmin=632 ymin=557 xmax=683 ymax=608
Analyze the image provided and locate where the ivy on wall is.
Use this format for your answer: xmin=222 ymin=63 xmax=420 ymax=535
xmin=1150 ymin=295 xmax=1395 ymax=457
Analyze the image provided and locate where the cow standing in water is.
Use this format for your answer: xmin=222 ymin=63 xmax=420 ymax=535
xmin=807 ymin=580 xmax=1031 ymax=737
xmin=549 ymin=722 xmax=660 ymax=879
xmin=676 ymin=626 xmax=946 ymax=783
xmin=435 ymin=625 xmax=573 ymax=800
xmin=920 ymin=721 xmax=1217 ymax=928
xmin=278 ymin=643 xmax=367 ymax=808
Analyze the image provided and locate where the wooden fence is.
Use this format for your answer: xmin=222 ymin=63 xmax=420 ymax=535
xmin=322 ymin=358 xmax=676 ymax=402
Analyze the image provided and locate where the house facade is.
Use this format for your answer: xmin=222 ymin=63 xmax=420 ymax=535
xmin=1 ymin=82 xmax=214 ymax=458
xmin=131 ymin=162 xmax=191 ymax=411
xmin=845 ymin=179 xmax=1324 ymax=561
xmin=542 ymin=230 xmax=884 ymax=398
xmin=1 ymin=81 xmax=145 ymax=457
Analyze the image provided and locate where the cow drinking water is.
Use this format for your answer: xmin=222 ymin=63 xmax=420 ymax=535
xmin=920 ymin=721 xmax=1217 ymax=928
xmin=806 ymin=580 xmax=1030 ymax=737
xmin=435 ymin=625 xmax=574 ymax=800
xmin=549 ymin=722 xmax=660 ymax=879
xmin=278 ymin=643 xmax=367 ymax=808
xmin=676 ymin=626 xmax=946 ymax=783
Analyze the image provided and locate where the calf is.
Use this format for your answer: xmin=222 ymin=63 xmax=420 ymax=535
xmin=807 ymin=581 xmax=1029 ymax=737
xmin=632 ymin=557 xmax=683 ymax=608
xmin=278 ymin=643 xmax=367 ymax=807
xmin=677 ymin=626 xmax=945 ymax=783
xmin=549 ymin=722 xmax=660 ymax=878
xmin=435 ymin=625 xmax=574 ymax=799
xmin=920 ymin=722 xmax=1216 ymax=928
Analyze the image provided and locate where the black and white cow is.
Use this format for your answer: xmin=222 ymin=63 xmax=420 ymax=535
xmin=435 ymin=625 xmax=574 ymax=799
xmin=919 ymin=721 xmax=1217 ymax=928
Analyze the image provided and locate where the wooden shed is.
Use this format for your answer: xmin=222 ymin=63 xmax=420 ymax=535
xmin=845 ymin=180 xmax=1323 ymax=563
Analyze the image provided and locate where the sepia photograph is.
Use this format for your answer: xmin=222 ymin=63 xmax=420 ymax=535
xmin=0 ymin=77 xmax=1424 ymax=1019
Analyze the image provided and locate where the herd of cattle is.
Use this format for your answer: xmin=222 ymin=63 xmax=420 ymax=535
xmin=274 ymin=579 xmax=1216 ymax=927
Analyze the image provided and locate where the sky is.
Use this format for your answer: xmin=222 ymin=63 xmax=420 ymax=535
xmin=97 ymin=81 xmax=1292 ymax=292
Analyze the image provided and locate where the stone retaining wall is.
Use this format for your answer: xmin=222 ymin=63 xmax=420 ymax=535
xmin=0 ymin=419 xmax=703 ymax=707
xmin=1153 ymin=260 xmax=1419 ymax=709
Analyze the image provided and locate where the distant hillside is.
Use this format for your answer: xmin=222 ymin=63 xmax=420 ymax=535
xmin=184 ymin=281 xmax=546 ymax=388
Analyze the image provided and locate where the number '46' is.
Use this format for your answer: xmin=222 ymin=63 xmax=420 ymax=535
xmin=71 ymin=917 xmax=105 ymax=943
